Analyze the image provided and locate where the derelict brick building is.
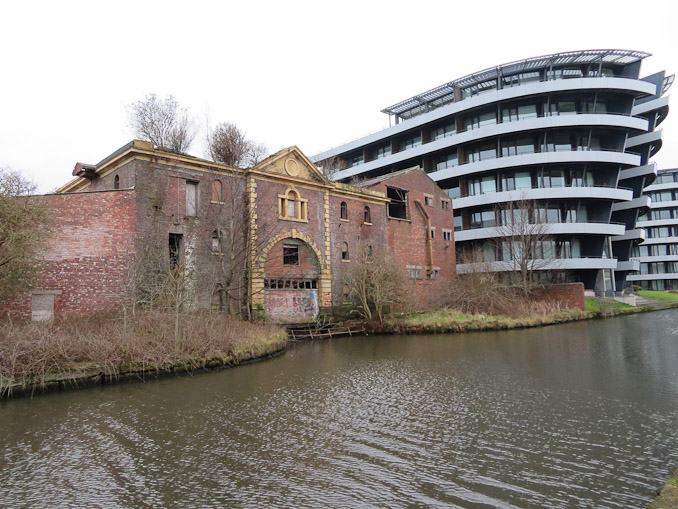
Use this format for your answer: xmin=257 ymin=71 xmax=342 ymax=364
xmin=7 ymin=141 xmax=455 ymax=322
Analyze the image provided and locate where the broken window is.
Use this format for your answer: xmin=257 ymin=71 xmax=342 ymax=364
xmin=211 ymin=180 xmax=222 ymax=202
xmin=441 ymin=199 xmax=450 ymax=210
xmin=169 ymin=233 xmax=184 ymax=269
xmin=283 ymin=242 xmax=300 ymax=266
xmin=424 ymin=194 xmax=434 ymax=207
xmin=387 ymin=187 xmax=408 ymax=219
xmin=430 ymin=227 xmax=436 ymax=240
xmin=114 ymin=175 xmax=120 ymax=190
xmin=364 ymin=206 xmax=371 ymax=224
xmin=442 ymin=229 xmax=452 ymax=242
xmin=186 ymin=181 xmax=198 ymax=216
xmin=340 ymin=201 xmax=348 ymax=220
xmin=341 ymin=242 xmax=350 ymax=261
xmin=212 ymin=284 xmax=227 ymax=311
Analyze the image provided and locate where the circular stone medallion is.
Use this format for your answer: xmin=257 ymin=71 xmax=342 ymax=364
xmin=284 ymin=158 xmax=300 ymax=176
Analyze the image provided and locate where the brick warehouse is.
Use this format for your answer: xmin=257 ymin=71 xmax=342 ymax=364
xmin=6 ymin=140 xmax=456 ymax=322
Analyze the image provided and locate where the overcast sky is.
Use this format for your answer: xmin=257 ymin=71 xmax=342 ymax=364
xmin=2 ymin=0 xmax=677 ymax=192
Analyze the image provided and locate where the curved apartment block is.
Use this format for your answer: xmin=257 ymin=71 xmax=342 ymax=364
xmin=628 ymin=168 xmax=678 ymax=290
xmin=312 ymin=50 xmax=673 ymax=293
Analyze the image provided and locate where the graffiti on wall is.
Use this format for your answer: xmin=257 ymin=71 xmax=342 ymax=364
xmin=265 ymin=290 xmax=319 ymax=322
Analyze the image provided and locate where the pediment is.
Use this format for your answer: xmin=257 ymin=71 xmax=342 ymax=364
xmin=252 ymin=146 xmax=329 ymax=185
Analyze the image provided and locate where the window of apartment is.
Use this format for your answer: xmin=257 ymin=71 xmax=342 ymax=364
xmin=424 ymin=194 xmax=434 ymax=207
xmin=441 ymin=199 xmax=450 ymax=210
xmin=341 ymin=242 xmax=350 ymax=261
xmin=169 ymin=233 xmax=184 ymax=269
xmin=387 ymin=187 xmax=408 ymax=219
xmin=211 ymin=230 xmax=222 ymax=254
xmin=501 ymin=171 xmax=533 ymax=191
xmin=340 ymin=201 xmax=348 ymax=220
xmin=653 ymin=191 xmax=674 ymax=202
xmin=502 ymin=71 xmax=540 ymax=88
xmin=399 ymin=133 xmax=422 ymax=151
xmin=364 ymin=206 xmax=371 ymax=224
xmin=467 ymin=143 xmax=497 ymax=163
xmin=114 ymin=175 xmax=120 ymax=190
xmin=373 ymin=144 xmax=391 ymax=160
xmin=186 ymin=181 xmax=198 ymax=216
xmin=432 ymin=122 xmax=456 ymax=140
xmin=468 ymin=175 xmax=497 ymax=196
xmin=283 ymin=242 xmax=300 ymax=266
xmin=501 ymin=137 xmax=536 ymax=157
xmin=278 ymin=188 xmax=308 ymax=221
xmin=434 ymin=152 xmax=458 ymax=172
xmin=211 ymin=180 xmax=223 ymax=203
xmin=541 ymin=169 xmax=566 ymax=188
xmin=653 ymin=209 xmax=673 ymax=220
xmin=657 ymin=173 xmax=677 ymax=184
xmin=346 ymin=152 xmax=364 ymax=168
xmin=501 ymin=104 xmax=538 ymax=123
xmin=464 ymin=111 xmax=497 ymax=131
xmin=470 ymin=210 xmax=496 ymax=229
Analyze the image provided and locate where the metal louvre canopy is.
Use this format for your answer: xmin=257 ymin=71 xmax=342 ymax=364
xmin=381 ymin=49 xmax=651 ymax=120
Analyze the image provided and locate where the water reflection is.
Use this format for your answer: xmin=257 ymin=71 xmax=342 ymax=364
xmin=2 ymin=311 xmax=678 ymax=507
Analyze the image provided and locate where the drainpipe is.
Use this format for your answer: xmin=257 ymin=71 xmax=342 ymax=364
xmin=414 ymin=199 xmax=433 ymax=277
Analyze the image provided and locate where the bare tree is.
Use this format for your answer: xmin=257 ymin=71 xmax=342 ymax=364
xmin=0 ymin=168 xmax=48 ymax=302
xmin=493 ymin=197 xmax=558 ymax=295
xmin=207 ymin=122 xmax=269 ymax=167
xmin=343 ymin=244 xmax=408 ymax=325
xmin=315 ymin=155 xmax=346 ymax=180
xmin=128 ymin=94 xmax=195 ymax=153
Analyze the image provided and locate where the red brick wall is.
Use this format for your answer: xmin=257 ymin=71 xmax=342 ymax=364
xmin=2 ymin=190 xmax=137 ymax=320
xmin=535 ymin=283 xmax=586 ymax=311
xmin=367 ymin=169 xmax=456 ymax=309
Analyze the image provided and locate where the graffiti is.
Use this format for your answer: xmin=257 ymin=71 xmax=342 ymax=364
xmin=265 ymin=290 xmax=319 ymax=322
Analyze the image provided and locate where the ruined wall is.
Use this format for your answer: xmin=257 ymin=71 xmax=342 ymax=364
xmin=367 ymin=170 xmax=456 ymax=309
xmin=2 ymin=190 xmax=137 ymax=320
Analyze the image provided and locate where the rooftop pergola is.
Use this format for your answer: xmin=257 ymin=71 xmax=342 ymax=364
xmin=381 ymin=49 xmax=651 ymax=121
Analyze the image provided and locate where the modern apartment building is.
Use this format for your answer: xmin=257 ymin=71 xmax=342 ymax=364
xmin=312 ymin=50 xmax=672 ymax=293
xmin=629 ymin=168 xmax=678 ymax=290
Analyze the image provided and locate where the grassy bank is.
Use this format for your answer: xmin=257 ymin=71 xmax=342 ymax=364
xmin=638 ymin=290 xmax=678 ymax=302
xmin=0 ymin=311 xmax=287 ymax=398
xmin=374 ymin=307 xmax=588 ymax=335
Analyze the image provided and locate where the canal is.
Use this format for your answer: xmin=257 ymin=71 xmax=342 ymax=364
xmin=2 ymin=311 xmax=678 ymax=507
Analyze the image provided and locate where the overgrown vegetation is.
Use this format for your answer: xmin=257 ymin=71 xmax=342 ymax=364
xmin=0 ymin=167 xmax=48 ymax=301
xmin=0 ymin=311 xmax=286 ymax=398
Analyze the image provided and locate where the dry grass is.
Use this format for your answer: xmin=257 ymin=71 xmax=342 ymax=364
xmin=0 ymin=311 xmax=287 ymax=397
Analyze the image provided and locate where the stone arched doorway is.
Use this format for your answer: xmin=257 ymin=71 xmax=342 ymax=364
xmin=261 ymin=236 xmax=322 ymax=323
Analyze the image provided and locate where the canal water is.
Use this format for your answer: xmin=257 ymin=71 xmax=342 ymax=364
xmin=2 ymin=311 xmax=678 ymax=508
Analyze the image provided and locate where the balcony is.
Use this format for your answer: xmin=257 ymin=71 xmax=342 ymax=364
xmin=455 ymin=221 xmax=625 ymax=242
xmin=457 ymin=256 xmax=618 ymax=273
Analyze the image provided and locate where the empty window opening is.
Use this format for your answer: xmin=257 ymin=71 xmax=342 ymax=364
xmin=211 ymin=180 xmax=222 ymax=202
xmin=186 ymin=181 xmax=198 ymax=216
xmin=364 ymin=206 xmax=371 ymax=224
xmin=341 ymin=242 xmax=350 ymax=261
xmin=430 ymin=227 xmax=436 ymax=240
xmin=212 ymin=284 xmax=227 ymax=311
xmin=442 ymin=229 xmax=452 ymax=242
xmin=387 ymin=187 xmax=408 ymax=219
xmin=424 ymin=194 xmax=434 ymax=207
xmin=211 ymin=230 xmax=222 ymax=253
xmin=340 ymin=201 xmax=348 ymax=220
xmin=169 ymin=233 xmax=184 ymax=269
xmin=113 ymin=175 xmax=120 ymax=190
xmin=264 ymin=278 xmax=318 ymax=290
xmin=283 ymin=242 xmax=300 ymax=266
xmin=441 ymin=199 xmax=450 ymax=210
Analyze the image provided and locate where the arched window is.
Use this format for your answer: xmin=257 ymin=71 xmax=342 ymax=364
xmin=211 ymin=230 xmax=222 ymax=253
xmin=113 ymin=175 xmax=120 ymax=190
xmin=278 ymin=187 xmax=308 ymax=221
xmin=211 ymin=180 xmax=222 ymax=202
xmin=340 ymin=201 xmax=348 ymax=220
xmin=364 ymin=206 xmax=371 ymax=224
xmin=341 ymin=242 xmax=349 ymax=261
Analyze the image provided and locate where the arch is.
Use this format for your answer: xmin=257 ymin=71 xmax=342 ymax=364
xmin=341 ymin=242 xmax=350 ymax=261
xmin=113 ymin=175 xmax=120 ymax=190
xmin=258 ymin=230 xmax=327 ymax=273
xmin=211 ymin=229 xmax=222 ymax=253
xmin=364 ymin=205 xmax=371 ymax=224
